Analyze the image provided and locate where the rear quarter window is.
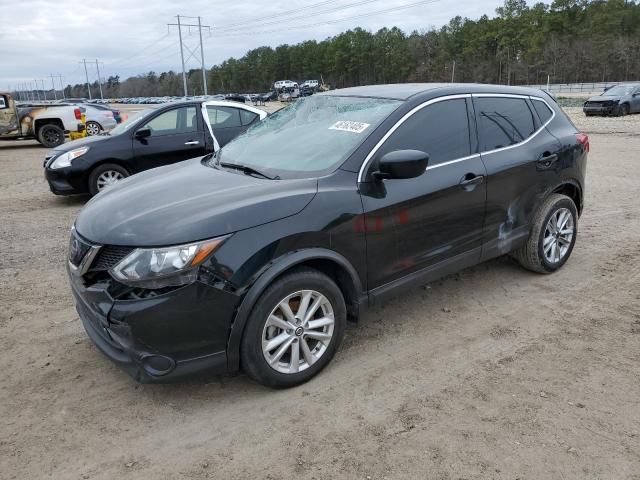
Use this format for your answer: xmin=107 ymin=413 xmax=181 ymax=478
xmin=475 ymin=97 xmax=536 ymax=152
xmin=240 ymin=109 xmax=259 ymax=126
xmin=532 ymin=99 xmax=553 ymax=124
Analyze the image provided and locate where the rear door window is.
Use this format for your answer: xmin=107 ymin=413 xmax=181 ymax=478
xmin=475 ymin=97 xmax=536 ymax=152
xmin=376 ymin=98 xmax=471 ymax=166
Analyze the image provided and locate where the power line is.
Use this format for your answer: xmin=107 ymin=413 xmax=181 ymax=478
xmin=107 ymin=36 xmax=176 ymax=71
xmin=211 ymin=0 xmax=442 ymax=37
xmin=104 ymin=33 xmax=171 ymax=68
xmin=214 ymin=0 xmax=383 ymax=32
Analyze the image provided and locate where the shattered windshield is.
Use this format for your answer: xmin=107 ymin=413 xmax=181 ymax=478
xmin=209 ymin=95 xmax=401 ymax=179
xmin=603 ymin=85 xmax=636 ymax=96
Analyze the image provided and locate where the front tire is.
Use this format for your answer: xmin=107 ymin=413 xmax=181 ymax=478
xmin=85 ymin=121 xmax=102 ymax=136
xmin=37 ymin=124 xmax=64 ymax=148
xmin=616 ymin=103 xmax=629 ymax=116
xmin=241 ymin=268 xmax=346 ymax=388
xmin=88 ymin=163 xmax=129 ymax=196
xmin=514 ymin=193 xmax=578 ymax=274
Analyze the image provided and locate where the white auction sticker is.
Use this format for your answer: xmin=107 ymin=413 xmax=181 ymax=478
xmin=329 ymin=121 xmax=370 ymax=133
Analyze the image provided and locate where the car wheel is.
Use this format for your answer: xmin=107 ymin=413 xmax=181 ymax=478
xmin=37 ymin=124 xmax=64 ymax=148
xmin=514 ymin=193 xmax=578 ymax=274
xmin=241 ymin=268 xmax=346 ymax=388
xmin=85 ymin=121 xmax=102 ymax=136
xmin=88 ymin=163 xmax=129 ymax=195
xmin=618 ymin=103 xmax=630 ymax=116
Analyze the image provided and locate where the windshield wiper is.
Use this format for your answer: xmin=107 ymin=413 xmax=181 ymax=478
xmin=219 ymin=162 xmax=279 ymax=180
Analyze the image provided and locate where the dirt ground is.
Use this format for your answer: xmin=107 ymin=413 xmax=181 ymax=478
xmin=1 ymin=107 xmax=639 ymax=480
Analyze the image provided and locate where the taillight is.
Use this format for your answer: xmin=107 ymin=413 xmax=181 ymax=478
xmin=74 ymin=108 xmax=82 ymax=120
xmin=576 ymin=133 xmax=589 ymax=153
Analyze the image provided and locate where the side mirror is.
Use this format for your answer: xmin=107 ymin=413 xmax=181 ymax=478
xmin=135 ymin=127 xmax=151 ymax=139
xmin=373 ymin=150 xmax=429 ymax=180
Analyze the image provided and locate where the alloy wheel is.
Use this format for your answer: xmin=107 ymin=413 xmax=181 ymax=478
xmin=86 ymin=122 xmax=101 ymax=136
xmin=542 ymin=207 xmax=574 ymax=263
xmin=43 ymin=128 xmax=61 ymax=145
xmin=96 ymin=170 xmax=124 ymax=191
xmin=261 ymin=290 xmax=335 ymax=374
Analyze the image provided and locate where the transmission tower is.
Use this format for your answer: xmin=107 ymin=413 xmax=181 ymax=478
xmin=168 ymin=15 xmax=211 ymax=98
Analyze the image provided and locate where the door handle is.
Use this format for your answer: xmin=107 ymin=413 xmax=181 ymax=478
xmin=537 ymin=153 xmax=558 ymax=170
xmin=184 ymin=140 xmax=200 ymax=146
xmin=459 ymin=174 xmax=484 ymax=189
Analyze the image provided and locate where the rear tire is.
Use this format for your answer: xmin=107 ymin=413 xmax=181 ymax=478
xmin=85 ymin=121 xmax=102 ymax=136
xmin=514 ymin=193 xmax=578 ymax=274
xmin=241 ymin=268 xmax=346 ymax=388
xmin=88 ymin=163 xmax=129 ymax=196
xmin=37 ymin=124 xmax=64 ymax=148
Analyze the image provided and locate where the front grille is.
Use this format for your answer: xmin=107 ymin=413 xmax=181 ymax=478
xmin=585 ymin=101 xmax=614 ymax=107
xmin=89 ymin=245 xmax=134 ymax=272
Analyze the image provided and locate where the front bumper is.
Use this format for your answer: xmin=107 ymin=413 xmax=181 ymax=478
xmin=44 ymin=166 xmax=85 ymax=195
xmin=69 ymin=263 xmax=237 ymax=383
xmin=583 ymin=104 xmax=618 ymax=115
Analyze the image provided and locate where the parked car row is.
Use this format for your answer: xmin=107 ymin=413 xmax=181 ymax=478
xmin=58 ymin=83 xmax=589 ymax=389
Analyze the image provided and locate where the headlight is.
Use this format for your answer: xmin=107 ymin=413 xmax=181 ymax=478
xmin=109 ymin=236 xmax=228 ymax=289
xmin=49 ymin=147 xmax=89 ymax=169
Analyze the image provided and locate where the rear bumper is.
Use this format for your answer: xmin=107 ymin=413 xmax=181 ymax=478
xmin=100 ymin=118 xmax=118 ymax=131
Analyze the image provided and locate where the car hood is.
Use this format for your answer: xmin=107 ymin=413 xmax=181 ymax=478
xmin=52 ymin=133 xmax=114 ymax=153
xmin=75 ymin=158 xmax=318 ymax=247
xmin=587 ymin=95 xmax=621 ymax=102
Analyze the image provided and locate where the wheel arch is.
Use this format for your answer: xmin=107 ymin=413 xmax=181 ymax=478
xmin=550 ymin=180 xmax=583 ymax=216
xmin=34 ymin=118 xmax=64 ymax=133
xmin=86 ymin=159 xmax=132 ymax=190
xmin=226 ymin=248 xmax=366 ymax=372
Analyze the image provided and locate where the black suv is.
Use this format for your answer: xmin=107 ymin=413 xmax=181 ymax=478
xmin=68 ymin=84 xmax=588 ymax=387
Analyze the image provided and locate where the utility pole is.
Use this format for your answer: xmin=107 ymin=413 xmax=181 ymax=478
xmin=81 ymin=59 xmax=92 ymax=100
xmin=40 ymin=79 xmax=47 ymax=100
xmin=58 ymin=75 xmax=66 ymax=99
xmin=176 ymin=15 xmax=188 ymax=98
xmin=198 ymin=16 xmax=207 ymax=96
xmin=49 ymin=74 xmax=58 ymax=100
xmin=33 ymin=80 xmax=41 ymax=101
xmin=95 ymin=59 xmax=104 ymax=100
xmin=451 ymin=60 xmax=456 ymax=83
xmin=168 ymin=15 xmax=211 ymax=99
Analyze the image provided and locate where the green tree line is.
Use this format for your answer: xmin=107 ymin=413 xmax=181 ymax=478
xmin=66 ymin=0 xmax=640 ymax=98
